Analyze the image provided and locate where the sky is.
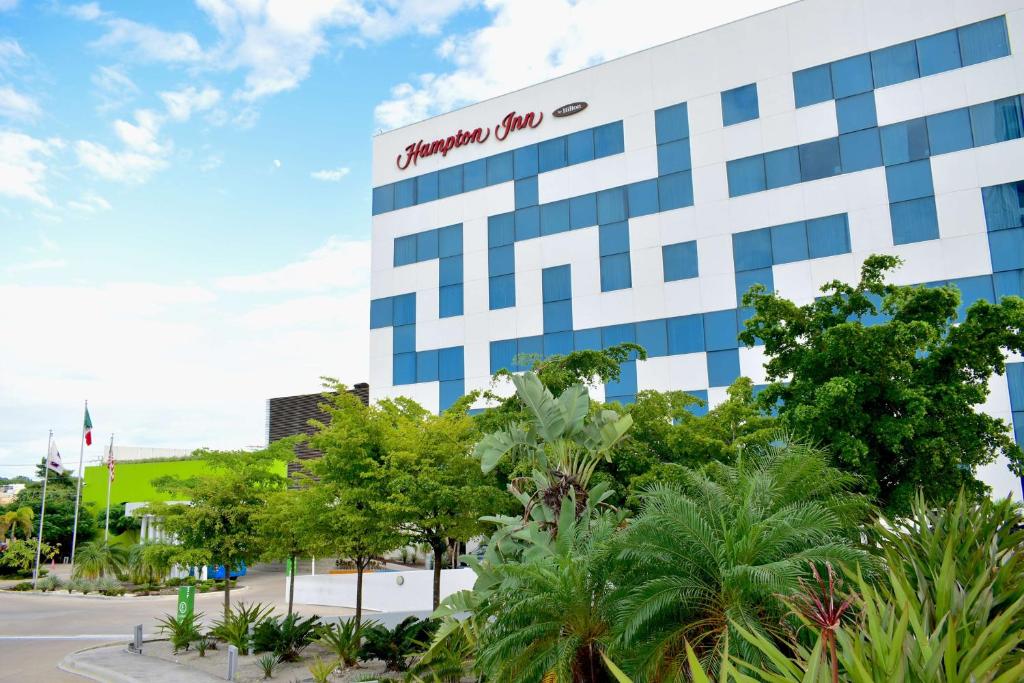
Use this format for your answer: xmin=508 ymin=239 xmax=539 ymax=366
xmin=0 ymin=0 xmax=792 ymax=477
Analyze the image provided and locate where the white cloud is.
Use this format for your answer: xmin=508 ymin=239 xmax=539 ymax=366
xmin=91 ymin=64 xmax=139 ymax=113
xmin=0 ymin=38 xmax=26 ymax=73
xmin=216 ymin=237 xmax=370 ymax=293
xmin=374 ymin=0 xmax=793 ymax=129
xmin=92 ymin=18 xmax=205 ymax=63
xmin=160 ymin=85 xmax=221 ymax=122
xmin=0 ymin=132 xmax=63 ymax=206
xmin=272 ymin=159 xmax=281 ymax=168
xmin=76 ymin=108 xmax=170 ymax=183
xmin=68 ymin=191 xmax=112 ymax=213
xmin=310 ymin=166 xmax=350 ymax=182
xmin=0 ymin=85 xmax=41 ymax=121
xmin=4 ymin=258 xmax=66 ymax=275
xmin=199 ymin=153 xmax=223 ymax=172
xmin=66 ymin=2 xmax=102 ymax=21
xmin=0 ymin=0 xmax=18 ymax=11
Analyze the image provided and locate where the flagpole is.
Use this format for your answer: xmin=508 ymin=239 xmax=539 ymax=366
xmin=32 ymin=430 xmax=53 ymax=589
xmin=104 ymin=434 xmax=114 ymax=541
xmin=70 ymin=399 xmax=87 ymax=568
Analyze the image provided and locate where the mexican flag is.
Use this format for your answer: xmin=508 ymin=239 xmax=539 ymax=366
xmin=83 ymin=406 xmax=93 ymax=446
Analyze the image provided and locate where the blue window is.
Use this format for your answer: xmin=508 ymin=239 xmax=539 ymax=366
xmin=704 ymin=309 xmax=739 ymax=351
xmin=830 ymin=54 xmax=873 ymax=99
xmin=663 ymin=241 xmax=699 ymax=281
xmin=765 ymin=147 xmax=801 ymax=189
xmin=886 ymin=160 xmax=933 ymax=203
xmin=439 ymin=346 xmax=464 ymax=380
xmin=417 ymin=172 xmax=438 ymax=203
xmin=597 ymin=187 xmax=628 ymax=224
xmin=836 ymin=92 xmax=877 ymax=134
xmin=516 ymin=336 xmax=543 ymax=371
xmin=727 ymin=155 xmax=766 ymax=196
xmin=602 ymin=323 xmax=636 ymax=349
xmin=793 ymin=64 xmax=833 ymax=108
xmin=515 ymin=206 xmax=541 ymax=241
xmin=599 ymin=221 xmax=630 ymax=256
xmin=570 ymin=193 xmax=598 ymax=229
xmin=538 ymin=137 xmax=568 ymax=172
xmin=890 ymin=196 xmax=939 ymax=245
xmin=636 ymin=320 xmax=668 ymax=357
xmin=439 ymin=255 xmax=462 ymax=286
xmin=667 ymin=314 xmax=704 ymax=355
xmin=917 ymin=29 xmax=961 ymax=77
xmin=515 ymin=176 xmax=538 ymax=209
xmin=684 ymin=389 xmax=710 ymax=416
xmin=594 ymin=121 xmax=625 ymax=157
xmin=989 ymin=228 xmax=1024 ymax=272
xmin=544 ymin=331 xmax=574 ymax=357
xmin=417 ymin=229 xmax=438 ymax=261
xmin=488 ymin=213 xmax=515 ymax=247
xmin=438 ymin=166 xmax=463 ymax=198
xmin=950 ymin=274 xmax=995 ymax=318
xmin=927 ymin=108 xmax=973 ymax=155
xmin=395 ymin=178 xmax=417 ymax=209
xmin=655 ymin=103 xmax=689 ymax=144
xmin=439 ymin=284 xmax=463 ymax=318
xmin=799 ymin=138 xmax=842 ymax=181
xmin=394 ymin=235 xmax=417 ymax=266
xmin=806 ymin=214 xmax=851 ymax=258
xmin=733 ymin=228 xmax=773 ymax=271
xmin=393 ymin=353 xmax=416 ymax=385
xmin=994 ymin=269 xmax=1024 ymax=299
xmin=658 ymin=171 xmax=693 ymax=210
xmin=627 ymin=180 xmax=660 ymax=218
xmin=1009 ymin=362 xmax=1024 ymax=410
xmin=393 ymin=324 xmax=415 ymax=353
xmin=721 ymin=83 xmax=759 ymax=126
xmin=487 ymin=151 xmax=513 ymax=185
xmin=370 ymin=297 xmax=392 ymax=329
xmin=489 ymin=275 xmax=515 ymax=309
xmin=567 ymin=129 xmax=595 ymax=165
xmin=438 ymin=224 xmax=462 ymax=257
xmin=372 ymin=185 xmax=394 ymax=215
xmin=871 ymin=41 xmax=920 ymax=87
xmin=488 ymin=244 xmax=515 ymax=277
xmin=514 ymin=145 xmax=538 ymax=180
xmin=541 ymin=200 xmax=570 ymax=236
xmin=605 ymin=361 xmax=637 ymax=403
xmin=574 ymin=328 xmax=602 ymax=351
xmin=543 ymin=300 xmax=573 ymax=333
xmin=736 ymin=267 xmax=773 ymax=306
xmin=393 ymin=293 xmax=416 ymax=325
xmin=416 ymin=349 xmax=438 ymax=383
xmin=542 ymin=265 xmax=572 ymax=302
xmin=770 ymin=221 xmax=809 ymax=264
xmin=464 ymin=158 xmax=487 ymax=192
xmin=958 ymin=16 xmax=1010 ymax=67
xmin=840 ymin=128 xmax=883 ymax=173
xmin=970 ymin=97 xmax=1024 ymax=147
xmin=490 ymin=339 xmax=517 ymax=373
xmin=707 ymin=349 xmax=741 ymax=387
xmin=657 ymin=139 xmax=691 ymax=175
xmin=982 ymin=182 xmax=1024 ymax=231
xmin=880 ymin=118 xmax=930 ymax=165
xmin=439 ymin=380 xmax=464 ymax=412
xmin=600 ymin=253 xmax=632 ymax=292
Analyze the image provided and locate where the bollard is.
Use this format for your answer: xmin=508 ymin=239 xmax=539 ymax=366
xmin=129 ymin=624 xmax=143 ymax=654
xmin=247 ymin=623 xmax=255 ymax=655
xmin=227 ymin=644 xmax=238 ymax=681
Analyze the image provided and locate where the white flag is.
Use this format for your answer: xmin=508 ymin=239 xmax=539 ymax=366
xmin=47 ymin=440 xmax=63 ymax=474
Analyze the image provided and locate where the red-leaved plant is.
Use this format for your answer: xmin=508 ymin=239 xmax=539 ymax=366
xmin=785 ymin=562 xmax=854 ymax=683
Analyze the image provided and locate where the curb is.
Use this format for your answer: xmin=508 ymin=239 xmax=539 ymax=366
xmin=4 ymin=584 xmax=250 ymax=602
xmin=58 ymin=642 xmax=136 ymax=683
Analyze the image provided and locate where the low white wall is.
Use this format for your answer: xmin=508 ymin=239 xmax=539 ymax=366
xmin=291 ymin=568 xmax=475 ymax=612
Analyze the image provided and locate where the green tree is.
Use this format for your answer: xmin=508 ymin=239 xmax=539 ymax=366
xmin=15 ymin=462 xmax=95 ymax=556
xmin=379 ymin=396 xmax=510 ymax=609
xmin=152 ymin=442 xmax=292 ymax=616
xmin=612 ymin=435 xmax=873 ymax=678
xmin=0 ymin=506 xmax=34 ymax=540
xmin=739 ymin=254 xmax=1024 ymax=511
xmin=255 ymin=487 xmax=319 ymax=618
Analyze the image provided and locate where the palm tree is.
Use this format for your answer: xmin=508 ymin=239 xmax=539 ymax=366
xmin=612 ymin=434 xmax=874 ymax=679
xmin=0 ymin=506 xmax=34 ymax=541
xmin=72 ymin=541 xmax=128 ymax=579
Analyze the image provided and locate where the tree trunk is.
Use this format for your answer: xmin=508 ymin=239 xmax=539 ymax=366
xmin=223 ymin=561 xmax=231 ymax=618
xmin=287 ymin=553 xmax=295 ymax=619
xmin=432 ymin=545 xmax=444 ymax=610
xmin=355 ymin=559 xmax=365 ymax=628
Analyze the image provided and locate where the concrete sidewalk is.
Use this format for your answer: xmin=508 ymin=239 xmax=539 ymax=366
xmin=59 ymin=644 xmax=225 ymax=683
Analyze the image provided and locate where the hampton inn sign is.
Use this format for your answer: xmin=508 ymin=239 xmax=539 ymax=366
xmin=394 ymin=103 xmax=588 ymax=170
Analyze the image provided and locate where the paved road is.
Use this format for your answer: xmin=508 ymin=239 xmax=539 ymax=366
xmin=0 ymin=562 xmax=354 ymax=682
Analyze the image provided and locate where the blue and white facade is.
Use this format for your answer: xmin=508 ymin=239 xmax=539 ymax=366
xmin=370 ymin=0 xmax=1024 ymax=499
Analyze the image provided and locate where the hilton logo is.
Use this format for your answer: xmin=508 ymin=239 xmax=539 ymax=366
xmin=553 ymin=102 xmax=588 ymax=118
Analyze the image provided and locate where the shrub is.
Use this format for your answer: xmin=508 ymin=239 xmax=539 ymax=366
xmin=252 ymin=613 xmax=320 ymax=663
xmin=360 ymin=617 xmax=438 ymax=672
xmin=307 ymin=657 xmax=335 ymax=683
xmin=72 ymin=542 xmax=127 ymax=580
xmin=96 ymin=576 xmax=124 ymax=596
xmin=210 ymin=601 xmax=275 ymax=652
xmin=37 ymin=575 xmax=63 ymax=592
xmin=156 ymin=612 xmax=203 ymax=653
xmin=165 ymin=577 xmax=183 ymax=587
xmin=195 ymin=634 xmax=213 ymax=657
xmin=317 ymin=618 xmax=374 ymax=667
xmin=256 ymin=653 xmax=278 ymax=679
xmin=9 ymin=581 xmax=33 ymax=591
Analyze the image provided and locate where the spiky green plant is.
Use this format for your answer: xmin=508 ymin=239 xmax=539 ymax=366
xmin=156 ymin=611 xmax=203 ymax=653
xmin=210 ymin=601 xmax=275 ymax=652
xmin=317 ymin=618 xmax=374 ymax=667
xmin=72 ymin=541 xmax=128 ymax=580
xmin=611 ymin=434 xmax=873 ymax=679
xmin=257 ymin=653 xmax=278 ymax=679
xmin=0 ymin=506 xmax=34 ymax=541
xmin=307 ymin=656 xmax=336 ymax=683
